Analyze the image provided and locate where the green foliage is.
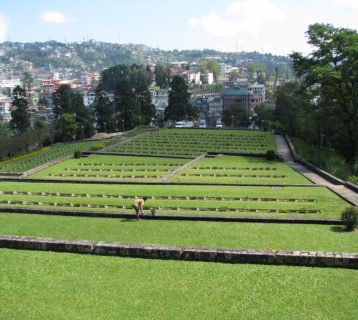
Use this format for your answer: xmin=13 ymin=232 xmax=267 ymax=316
xmin=341 ymin=206 xmax=358 ymax=231
xmin=53 ymin=85 xmax=94 ymax=140
xmin=9 ymin=86 xmax=30 ymax=135
xmin=155 ymin=64 xmax=170 ymax=89
xmin=74 ymin=150 xmax=82 ymax=159
xmin=197 ymin=58 xmax=220 ymax=81
xmin=292 ymin=138 xmax=352 ymax=180
xmin=290 ymin=23 xmax=358 ymax=161
xmin=93 ymin=84 xmax=116 ymax=133
xmin=89 ymin=144 xmax=105 ymax=151
xmin=165 ymin=76 xmax=198 ymax=122
xmin=56 ymin=113 xmax=78 ymax=142
xmin=265 ymin=150 xmax=276 ymax=160
xmin=222 ymin=104 xmax=250 ymax=128
xmin=114 ymin=79 xmax=140 ymax=130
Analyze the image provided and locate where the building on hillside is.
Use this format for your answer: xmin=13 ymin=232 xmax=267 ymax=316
xmin=150 ymin=88 xmax=169 ymax=110
xmin=83 ymin=91 xmax=96 ymax=107
xmin=207 ymin=96 xmax=223 ymax=116
xmin=221 ymin=86 xmax=251 ymax=111
xmin=182 ymin=70 xmax=201 ymax=85
xmin=169 ymin=61 xmax=188 ymax=69
xmin=0 ymin=79 xmax=21 ymax=95
xmin=201 ymin=72 xmax=214 ymax=85
xmin=0 ymin=95 xmax=11 ymax=123
xmin=236 ymin=78 xmax=250 ymax=89
xmin=219 ymin=63 xmax=231 ymax=75
xmin=192 ymin=96 xmax=209 ymax=114
xmin=248 ymin=83 xmax=266 ymax=112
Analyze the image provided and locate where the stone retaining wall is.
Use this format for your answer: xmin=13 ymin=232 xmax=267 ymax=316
xmin=0 ymin=235 xmax=356 ymax=269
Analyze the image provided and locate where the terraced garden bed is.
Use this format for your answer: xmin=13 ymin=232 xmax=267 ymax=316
xmin=0 ymin=182 xmax=348 ymax=219
xmin=29 ymin=155 xmax=189 ymax=181
xmin=106 ymin=128 xmax=276 ymax=157
xmin=0 ymin=140 xmax=110 ymax=174
xmin=171 ymin=155 xmax=310 ymax=184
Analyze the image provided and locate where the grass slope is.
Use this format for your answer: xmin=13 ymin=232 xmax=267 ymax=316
xmin=1 ymin=213 xmax=357 ymax=252
xmin=1 ymin=249 xmax=357 ymax=320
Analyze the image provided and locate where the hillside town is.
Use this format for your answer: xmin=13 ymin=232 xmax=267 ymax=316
xmin=0 ymin=41 xmax=288 ymax=129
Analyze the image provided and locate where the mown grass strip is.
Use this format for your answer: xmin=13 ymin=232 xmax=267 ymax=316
xmin=1 ymin=249 xmax=357 ymax=320
xmin=0 ymin=213 xmax=357 ymax=252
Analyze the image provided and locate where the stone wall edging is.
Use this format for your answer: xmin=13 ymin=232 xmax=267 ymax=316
xmin=0 ymin=235 xmax=356 ymax=269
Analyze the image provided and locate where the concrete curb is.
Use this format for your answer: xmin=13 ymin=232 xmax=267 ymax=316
xmin=0 ymin=235 xmax=356 ymax=269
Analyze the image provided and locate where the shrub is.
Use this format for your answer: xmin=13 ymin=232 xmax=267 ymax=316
xmin=218 ymin=206 xmax=228 ymax=212
xmin=265 ymin=150 xmax=276 ymax=160
xmin=90 ymin=144 xmax=105 ymax=151
xmin=74 ymin=150 xmax=82 ymax=158
xmin=341 ymin=206 xmax=358 ymax=231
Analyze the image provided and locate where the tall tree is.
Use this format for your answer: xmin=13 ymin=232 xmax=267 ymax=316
xmin=198 ymin=59 xmax=220 ymax=82
xmin=93 ymin=84 xmax=116 ymax=133
xmin=114 ymin=79 xmax=139 ymax=130
xmin=53 ymin=85 xmax=73 ymax=117
xmin=9 ymin=85 xmax=30 ymax=135
xmin=136 ymin=85 xmax=156 ymax=125
xmin=55 ymin=113 xmax=78 ymax=142
xmin=165 ymin=76 xmax=198 ymax=122
xmin=52 ymin=85 xmax=94 ymax=139
xmin=222 ymin=103 xmax=250 ymax=128
xmin=34 ymin=119 xmax=49 ymax=149
xmin=290 ymin=23 xmax=358 ymax=160
xmin=155 ymin=64 xmax=170 ymax=89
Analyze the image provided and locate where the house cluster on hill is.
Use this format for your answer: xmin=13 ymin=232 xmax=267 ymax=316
xmin=0 ymin=41 xmax=284 ymax=128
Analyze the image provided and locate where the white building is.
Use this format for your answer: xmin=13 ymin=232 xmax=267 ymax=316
xmin=183 ymin=70 xmax=201 ymax=85
xmin=83 ymin=92 xmax=96 ymax=107
xmin=219 ymin=63 xmax=231 ymax=75
xmin=201 ymin=72 xmax=214 ymax=85
xmin=150 ymin=88 xmax=169 ymax=110
xmin=0 ymin=79 xmax=21 ymax=94
xmin=0 ymin=95 xmax=12 ymax=123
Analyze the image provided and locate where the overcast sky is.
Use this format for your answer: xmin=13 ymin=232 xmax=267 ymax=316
xmin=0 ymin=0 xmax=357 ymax=56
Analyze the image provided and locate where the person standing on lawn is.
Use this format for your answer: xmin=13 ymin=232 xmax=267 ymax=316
xmin=132 ymin=197 xmax=148 ymax=220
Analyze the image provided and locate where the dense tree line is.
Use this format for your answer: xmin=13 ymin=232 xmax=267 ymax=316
xmin=94 ymin=64 xmax=155 ymax=131
xmin=275 ymin=23 xmax=358 ymax=167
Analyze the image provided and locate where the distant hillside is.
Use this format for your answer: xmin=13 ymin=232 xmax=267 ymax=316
xmin=0 ymin=40 xmax=291 ymax=74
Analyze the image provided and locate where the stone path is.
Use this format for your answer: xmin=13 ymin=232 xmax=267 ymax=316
xmin=274 ymin=135 xmax=358 ymax=205
xmin=159 ymin=154 xmax=206 ymax=182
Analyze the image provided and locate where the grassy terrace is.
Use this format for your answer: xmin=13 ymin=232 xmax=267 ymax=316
xmin=29 ymin=155 xmax=189 ymax=182
xmin=107 ymin=128 xmax=276 ymax=157
xmin=171 ymin=155 xmax=310 ymax=184
xmin=0 ymin=139 xmax=109 ymax=174
xmin=1 ymin=213 xmax=357 ymax=252
xmin=2 ymin=250 xmax=357 ymax=320
xmin=0 ymin=182 xmax=348 ymax=219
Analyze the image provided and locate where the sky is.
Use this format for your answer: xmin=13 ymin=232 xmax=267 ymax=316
xmin=0 ymin=0 xmax=357 ymax=56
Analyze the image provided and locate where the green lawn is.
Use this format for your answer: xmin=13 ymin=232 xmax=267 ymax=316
xmin=0 ymin=182 xmax=348 ymax=219
xmin=1 ymin=249 xmax=357 ymax=320
xmin=29 ymin=155 xmax=189 ymax=181
xmin=0 ymin=140 xmax=111 ymax=173
xmin=171 ymin=155 xmax=310 ymax=184
xmin=1 ymin=213 xmax=357 ymax=252
xmin=107 ymin=128 xmax=276 ymax=157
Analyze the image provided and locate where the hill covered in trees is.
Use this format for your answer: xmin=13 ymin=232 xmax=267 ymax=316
xmin=0 ymin=40 xmax=290 ymax=75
